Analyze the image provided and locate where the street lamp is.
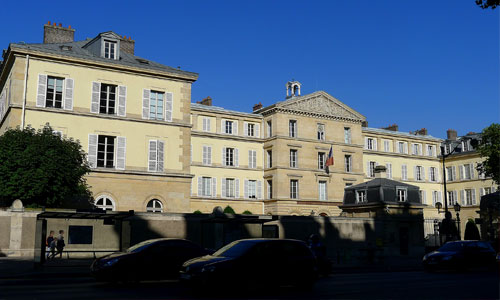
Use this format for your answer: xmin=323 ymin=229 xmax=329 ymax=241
xmin=454 ymin=203 xmax=461 ymax=240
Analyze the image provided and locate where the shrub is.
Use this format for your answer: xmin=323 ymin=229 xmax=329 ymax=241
xmin=223 ymin=206 xmax=236 ymax=214
xmin=193 ymin=210 xmax=202 ymax=214
xmin=242 ymin=210 xmax=252 ymax=215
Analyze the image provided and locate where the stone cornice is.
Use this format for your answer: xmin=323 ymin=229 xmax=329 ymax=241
xmin=191 ymin=130 xmax=263 ymax=143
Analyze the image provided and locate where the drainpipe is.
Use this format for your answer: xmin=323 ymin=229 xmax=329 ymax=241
xmin=21 ymin=54 xmax=29 ymax=130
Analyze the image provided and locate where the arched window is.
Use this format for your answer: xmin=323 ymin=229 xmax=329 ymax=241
xmin=146 ymin=199 xmax=163 ymax=213
xmin=95 ymin=196 xmax=115 ymax=211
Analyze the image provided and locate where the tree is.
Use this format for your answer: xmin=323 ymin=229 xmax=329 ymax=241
xmin=476 ymin=0 xmax=499 ymax=9
xmin=476 ymin=123 xmax=500 ymax=186
xmin=464 ymin=219 xmax=481 ymax=240
xmin=0 ymin=124 xmax=92 ymax=208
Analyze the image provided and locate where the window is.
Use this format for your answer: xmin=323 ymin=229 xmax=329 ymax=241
xmin=344 ymin=127 xmax=351 ymax=144
xmin=366 ymin=138 xmax=375 ymax=150
xmin=202 ymin=117 xmax=211 ymax=132
xmin=317 ymin=124 xmax=325 ymax=141
xmin=402 ymin=164 xmax=408 ymax=180
xmin=398 ymin=141 xmax=407 ymax=154
xmin=46 ymin=76 xmax=64 ymax=108
xmin=429 ymin=167 xmax=436 ymax=182
xmin=386 ymin=163 xmax=392 ymax=179
xmin=345 ymin=155 xmax=352 ymax=172
xmin=148 ymin=140 xmax=164 ymax=172
xmin=420 ymin=191 xmax=425 ymax=204
xmin=267 ymin=180 xmax=273 ymax=199
xmin=224 ymin=178 xmax=236 ymax=198
xmin=201 ymin=177 xmax=213 ymax=197
xmin=248 ymin=150 xmax=257 ymax=168
xmin=318 ymin=152 xmax=326 ymax=170
xmin=146 ymin=199 xmax=163 ymax=213
xmin=248 ymin=180 xmax=257 ymax=199
xmin=267 ymin=150 xmax=272 ymax=168
xmin=397 ymin=188 xmax=407 ymax=202
xmin=289 ymin=120 xmax=297 ymax=138
xmin=415 ymin=166 xmax=423 ymax=181
xmin=412 ymin=144 xmax=421 ymax=155
xmin=104 ymin=40 xmax=117 ymax=59
xmin=245 ymin=123 xmax=255 ymax=137
xmin=446 ymin=166 xmax=456 ymax=181
xmin=267 ymin=120 xmax=272 ymax=137
xmin=224 ymin=147 xmax=235 ymax=166
xmin=432 ymin=191 xmax=440 ymax=206
xmin=202 ymin=146 xmax=212 ymax=165
xmin=290 ymin=180 xmax=299 ymax=199
xmin=225 ymin=120 xmax=234 ymax=134
xmin=368 ymin=161 xmax=376 ymax=177
xmin=383 ymin=140 xmax=390 ymax=152
xmin=99 ymin=84 xmax=116 ymax=114
xmin=427 ymin=145 xmax=434 ymax=157
xmin=463 ymin=164 xmax=472 ymax=180
xmin=484 ymin=187 xmax=492 ymax=195
xmin=463 ymin=189 xmax=476 ymax=206
xmin=290 ymin=149 xmax=298 ymax=168
xmin=95 ymin=196 xmax=115 ymax=211
xmin=149 ymin=91 xmax=164 ymax=120
xmin=97 ymin=135 xmax=115 ymax=168
xmin=345 ymin=183 xmax=353 ymax=187
xmin=356 ymin=190 xmax=367 ymax=203
xmin=447 ymin=191 xmax=457 ymax=206
xmin=319 ymin=181 xmax=327 ymax=201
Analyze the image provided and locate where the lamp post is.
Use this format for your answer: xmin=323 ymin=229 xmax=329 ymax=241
xmin=440 ymin=146 xmax=450 ymax=214
xmin=454 ymin=203 xmax=461 ymax=240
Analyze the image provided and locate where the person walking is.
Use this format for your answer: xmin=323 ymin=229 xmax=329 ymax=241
xmin=46 ymin=231 xmax=55 ymax=260
xmin=56 ymin=230 xmax=66 ymax=259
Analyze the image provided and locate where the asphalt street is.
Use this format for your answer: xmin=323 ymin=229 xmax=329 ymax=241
xmin=0 ymin=270 xmax=498 ymax=299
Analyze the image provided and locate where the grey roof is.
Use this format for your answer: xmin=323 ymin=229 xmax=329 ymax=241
xmin=363 ymin=127 xmax=443 ymax=141
xmin=9 ymin=35 xmax=197 ymax=79
xmin=191 ymin=102 xmax=262 ymax=118
xmin=345 ymin=178 xmax=419 ymax=190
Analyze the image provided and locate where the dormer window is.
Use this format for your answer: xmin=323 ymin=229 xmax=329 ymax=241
xmin=104 ymin=40 xmax=117 ymax=59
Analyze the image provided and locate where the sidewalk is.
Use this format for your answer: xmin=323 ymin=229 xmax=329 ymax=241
xmin=0 ymin=257 xmax=93 ymax=279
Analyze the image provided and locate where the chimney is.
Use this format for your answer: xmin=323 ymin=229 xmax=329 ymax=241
xmin=253 ymin=102 xmax=263 ymax=112
xmin=199 ymin=96 xmax=212 ymax=106
xmin=447 ymin=129 xmax=457 ymax=140
xmin=382 ymin=124 xmax=398 ymax=131
xmin=374 ymin=165 xmax=387 ymax=179
xmin=120 ymin=35 xmax=135 ymax=55
xmin=414 ymin=128 xmax=428 ymax=136
xmin=43 ymin=22 xmax=75 ymax=44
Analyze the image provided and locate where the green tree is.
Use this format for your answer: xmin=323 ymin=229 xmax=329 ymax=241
xmin=0 ymin=124 xmax=92 ymax=208
xmin=476 ymin=0 xmax=499 ymax=9
xmin=464 ymin=219 xmax=481 ymax=240
xmin=476 ymin=123 xmax=500 ymax=186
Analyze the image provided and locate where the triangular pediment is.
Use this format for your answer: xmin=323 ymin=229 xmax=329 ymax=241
xmin=276 ymin=91 xmax=366 ymax=121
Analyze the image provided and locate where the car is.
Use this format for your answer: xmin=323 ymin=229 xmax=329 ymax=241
xmin=180 ymin=238 xmax=318 ymax=291
xmin=422 ymin=240 xmax=497 ymax=272
xmin=91 ymin=238 xmax=209 ymax=282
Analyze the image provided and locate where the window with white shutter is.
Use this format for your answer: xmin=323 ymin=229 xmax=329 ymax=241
xmin=383 ymin=140 xmax=390 ymax=152
xmin=45 ymin=76 xmax=64 ymax=109
xmin=202 ymin=146 xmax=212 ymax=166
xmin=202 ymin=117 xmax=211 ymax=132
xmin=257 ymin=180 xmax=262 ymax=200
xmin=142 ymin=89 xmax=150 ymax=119
xmin=64 ymin=78 xmax=74 ymax=110
xmin=165 ymin=92 xmax=173 ymax=122
xmin=386 ymin=163 xmax=392 ymax=179
xmin=148 ymin=140 xmax=164 ymax=172
xmin=99 ymin=84 xmax=117 ymax=115
xmin=116 ymin=136 xmax=126 ymax=170
xmin=212 ymin=177 xmax=217 ymax=198
xmin=249 ymin=150 xmax=256 ymax=168
xmin=118 ymin=85 xmax=126 ymax=116
xmin=401 ymin=165 xmax=408 ymax=180
xmin=36 ymin=74 xmax=47 ymax=107
xmin=88 ymin=134 xmax=98 ymax=168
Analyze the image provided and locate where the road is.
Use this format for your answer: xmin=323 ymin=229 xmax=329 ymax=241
xmin=0 ymin=270 xmax=498 ymax=299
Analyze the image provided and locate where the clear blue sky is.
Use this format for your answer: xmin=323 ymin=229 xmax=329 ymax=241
xmin=1 ymin=1 xmax=498 ymax=138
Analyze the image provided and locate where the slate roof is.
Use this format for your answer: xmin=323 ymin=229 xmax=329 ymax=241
xmin=191 ymin=102 xmax=262 ymax=118
xmin=363 ymin=127 xmax=442 ymax=141
xmin=345 ymin=178 xmax=419 ymax=190
xmin=8 ymin=35 xmax=197 ymax=79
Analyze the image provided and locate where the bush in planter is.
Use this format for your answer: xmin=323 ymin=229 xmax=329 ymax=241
xmin=193 ymin=210 xmax=202 ymax=214
xmin=242 ymin=210 xmax=252 ymax=215
xmin=223 ymin=206 xmax=235 ymax=214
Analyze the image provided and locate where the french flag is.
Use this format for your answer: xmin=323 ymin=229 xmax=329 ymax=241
xmin=325 ymin=146 xmax=334 ymax=171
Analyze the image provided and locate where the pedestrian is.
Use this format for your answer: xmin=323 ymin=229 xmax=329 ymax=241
xmin=56 ymin=230 xmax=66 ymax=259
xmin=46 ymin=231 xmax=55 ymax=260
xmin=49 ymin=237 xmax=57 ymax=260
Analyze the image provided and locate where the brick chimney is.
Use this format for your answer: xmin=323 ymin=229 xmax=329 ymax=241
xmin=414 ymin=128 xmax=428 ymax=136
xmin=253 ymin=102 xmax=263 ymax=112
xmin=447 ymin=129 xmax=457 ymax=140
xmin=198 ymin=96 xmax=212 ymax=106
xmin=120 ymin=35 xmax=135 ymax=55
xmin=382 ymin=124 xmax=398 ymax=131
xmin=374 ymin=165 xmax=387 ymax=179
xmin=43 ymin=21 xmax=75 ymax=44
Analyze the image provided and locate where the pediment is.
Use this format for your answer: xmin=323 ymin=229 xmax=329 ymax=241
xmin=99 ymin=31 xmax=122 ymax=40
xmin=277 ymin=91 xmax=366 ymax=121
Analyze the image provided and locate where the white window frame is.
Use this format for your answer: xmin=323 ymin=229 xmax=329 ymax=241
xmin=318 ymin=152 xmax=326 ymax=170
xmin=344 ymin=127 xmax=351 ymax=144
xmin=149 ymin=90 xmax=164 ymax=120
xmin=247 ymin=123 xmax=255 ymax=137
xmin=356 ymin=190 xmax=367 ymax=203
xmin=46 ymin=76 xmax=65 ymax=108
xmin=95 ymin=195 xmax=115 ymax=211
xmin=383 ymin=140 xmax=390 ymax=152
xmin=146 ymin=199 xmax=163 ymax=213
xmin=104 ymin=40 xmax=117 ymax=59
xmin=397 ymin=188 xmax=407 ymax=202
xmin=367 ymin=138 xmax=375 ymax=150
xmin=202 ymin=145 xmax=212 ymax=166
xmin=345 ymin=155 xmax=352 ymax=173
xmin=225 ymin=147 xmax=235 ymax=166
xmin=289 ymin=120 xmax=297 ymax=138
xmin=290 ymin=149 xmax=298 ymax=168
xmin=386 ymin=163 xmax=392 ymax=179
xmin=267 ymin=120 xmax=272 ymax=137
xmin=319 ymin=181 xmax=327 ymax=201
xmin=430 ymin=167 xmax=436 ymax=182
xmin=225 ymin=178 xmax=236 ymax=198
xmin=402 ymin=164 xmax=408 ymax=180
xmin=267 ymin=180 xmax=273 ymax=199
xmin=202 ymin=117 xmax=211 ymax=132
xmin=97 ymin=135 xmax=116 ymax=168
xmin=248 ymin=180 xmax=257 ymax=199
xmin=249 ymin=150 xmax=257 ymax=169
xmin=416 ymin=166 xmax=423 ymax=181
xmin=317 ymin=124 xmax=325 ymax=141
xmin=290 ymin=179 xmax=299 ymax=199
xmin=267 ymin=150 xmax=272 ymax=168
xmin=369 ymin=161 xmax=376 ymax=177
xmin=201 ymin=177 xmax=212 ymax=197
xmin=225 ymin=120 xmax=234 ymax=135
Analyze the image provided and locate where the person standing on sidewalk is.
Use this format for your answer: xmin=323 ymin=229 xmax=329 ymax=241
xmin=46 ymin=231 xmax=55 ymax=260
xmin=56 ymin=230 xmax=66 ymax=259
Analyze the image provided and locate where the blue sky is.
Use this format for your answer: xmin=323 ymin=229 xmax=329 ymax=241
xmin=1 ymin=1 xmax=498 ymax=138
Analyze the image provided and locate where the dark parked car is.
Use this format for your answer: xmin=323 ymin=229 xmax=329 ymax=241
xmin=91 ymin=238 xmax=209 ymax=282
xmin=180 ymin=238 xmax=318 ymax=290
xmin=422 ymin=240 xmax=496 ymax=271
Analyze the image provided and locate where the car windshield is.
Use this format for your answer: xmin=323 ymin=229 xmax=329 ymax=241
xmin=439 ymin=242 xmax=464 ymax=252
xmin=126 ymin=240 xmax=157 ymax=253
xmin=213 ymin=240 xmax=258 ymax=258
